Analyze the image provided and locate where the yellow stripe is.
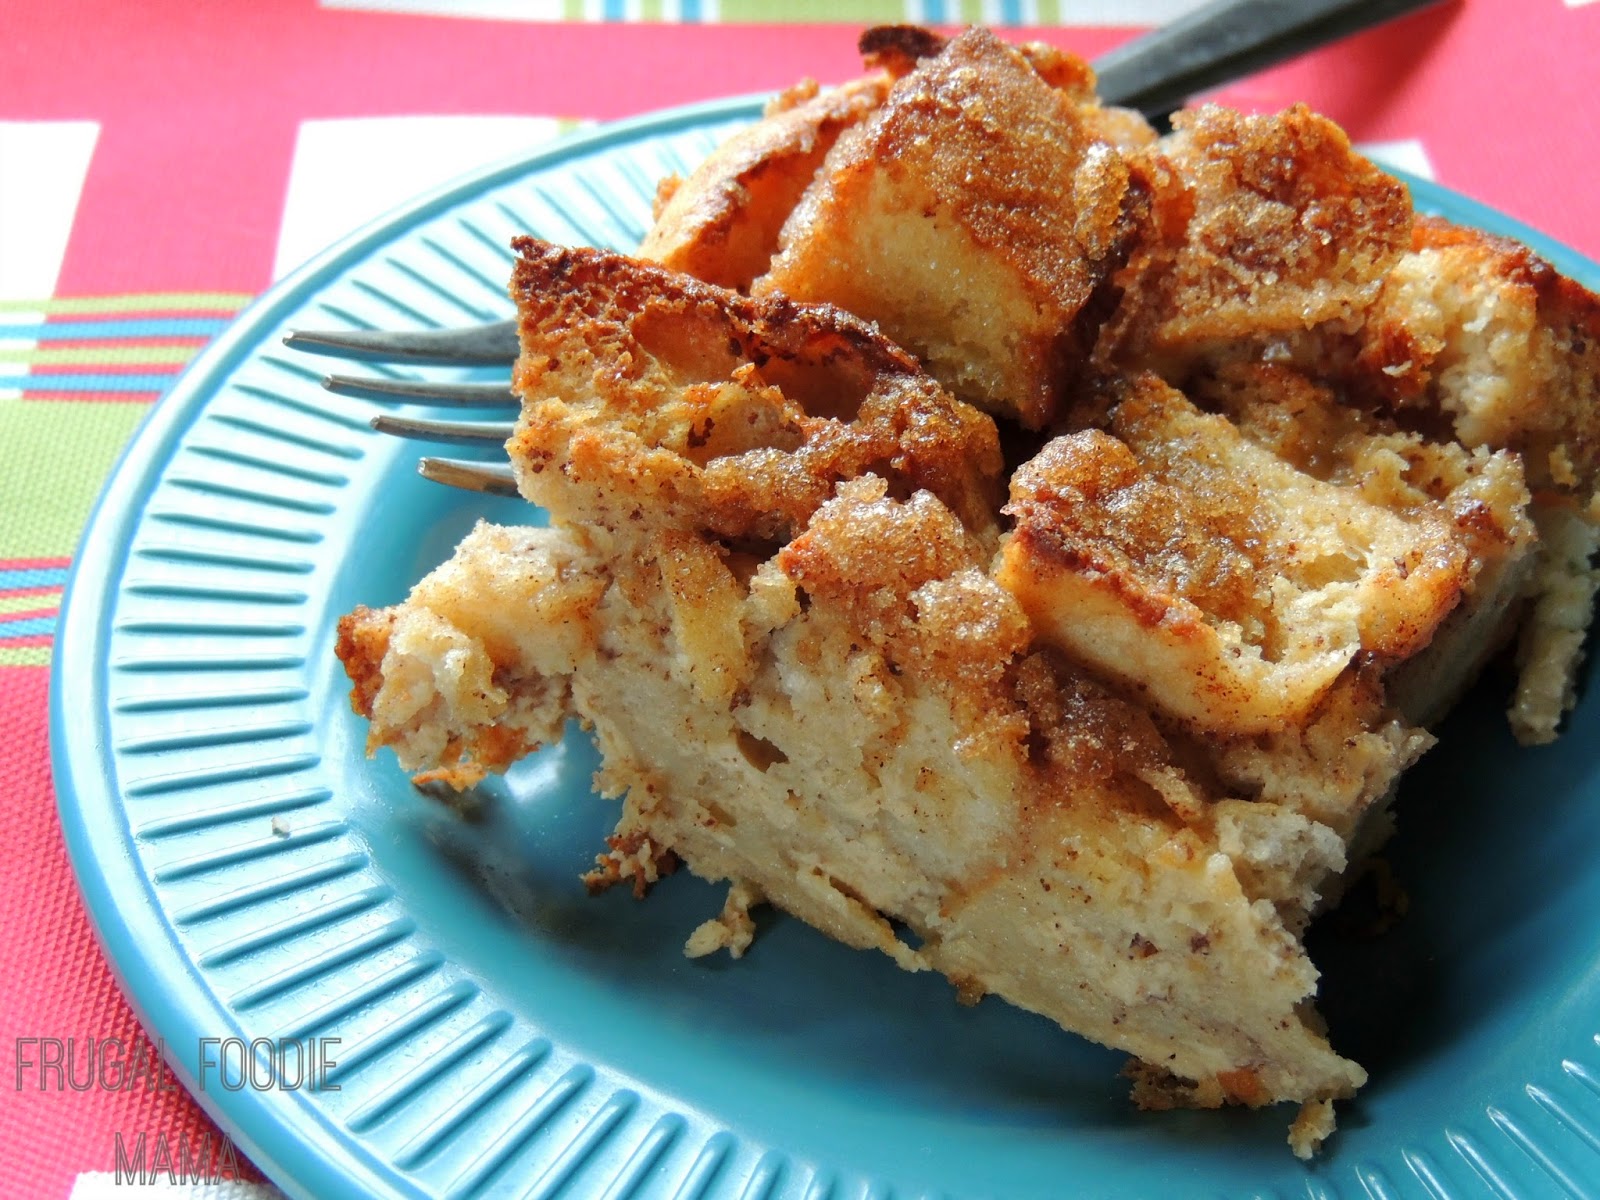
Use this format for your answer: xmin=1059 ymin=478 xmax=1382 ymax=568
xmin=0 ymin=645 xmax=50 ymax=667
xmin=0 ymin=345 xmax=199 ymax=366
xmin=0 ymin=293 xmax=253 ymax=315
xmin=0 ymin=592 xmax=57 ymax=617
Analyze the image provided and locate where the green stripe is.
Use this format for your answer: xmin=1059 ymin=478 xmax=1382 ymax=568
xmin=717 ymin=0 xmax=909 ymax=20
xmin=0 ymin=293 xmax=252 ymax=315
xmin=1035 ymin=0 xmax=1060 ymax=22
xmin=0 ymin=593 xmax=58 ymax=617
xmin=0 ymin=399 xmax=152 ymax=559
xmin=563 ymin=0 xmax=585 ymax=17
xmin=0 ymin=345 xmax=199 ymax=366
xmin=0 ymin=645 xmax=51 ymax=667
xmin=640 ymin=0 xmax=662 ymax=17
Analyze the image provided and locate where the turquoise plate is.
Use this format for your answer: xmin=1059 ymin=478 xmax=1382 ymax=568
xmin=51 ymin=96 xmax=1600 ymax=1199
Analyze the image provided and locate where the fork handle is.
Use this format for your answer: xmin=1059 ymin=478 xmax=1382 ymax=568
xmin=1094 ymin=0 xmax=1447 ymax=118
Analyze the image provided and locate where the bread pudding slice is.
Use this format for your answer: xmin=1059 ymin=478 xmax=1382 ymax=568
xmin=335 ymin=234 xmax=1515 ymax=1159
xmin=336 ymin=31 xmax=1600 ymax=1161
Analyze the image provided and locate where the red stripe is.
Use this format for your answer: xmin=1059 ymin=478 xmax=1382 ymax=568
xmin=40 ymin=336 xmax=213 ymax=349
xmin=28 ymin=361 xmax=184 ymax=376
xmin=0 ymin=607 xmax=57 ymax=626
xmin=0 ymin=557 xmax=71 ymax=571
xmin=14 ymin=390 xmax=159 ymax=403
xmin=0 ymin=634 xmax=53 ymax=649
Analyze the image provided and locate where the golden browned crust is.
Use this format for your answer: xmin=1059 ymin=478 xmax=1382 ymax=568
xmin=1013 ymin=39 xmax=1100 ymax=101
xmin=639 ymin=75 xmax=890 ymax=292
xmin=1354 ymin=215 xmax=1600 ymax=492
xmin=1000 ymin=373 xmax=1488 ymax=735
xmin=1412 ymin=216 xmax=1600 ymax=342
xmin=335 ymin=605 xmax=393 ymax=719
xmin=507 ymin=235 xmax=1005 ymax=545
xmin=857 ymin=24 xmax=946 ymax=77
xmin=759 ymin=28 xmax=1164 ymax=428
xmin=777 ymin=479 xmax=1031 ymax=735
xmin=1099 ymin=103 xmax=1411 ymax=373
xmin=857 ymin=25 xmax=1102 ymax=102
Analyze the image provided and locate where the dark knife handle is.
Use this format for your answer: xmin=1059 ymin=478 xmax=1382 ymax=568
xmin=1094 ymin=0 xmax=1448 ymax=118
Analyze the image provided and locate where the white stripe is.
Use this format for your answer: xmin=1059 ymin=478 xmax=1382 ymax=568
xmin=1357 ymin=138 xmax=1436 ymax=182
xmin=0 ymin=121 xmax=99 ymax=302
xmin=274 ymin=116 xmax=569 ymax=281
xmin=0 ymin=120 xmax=100 ymax=401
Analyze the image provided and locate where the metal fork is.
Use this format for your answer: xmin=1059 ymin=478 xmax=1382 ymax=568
xmin=304 ymin=367 xmax=522 ymax=496
xmin=285 ymin=0 xmax=1444 ymax=496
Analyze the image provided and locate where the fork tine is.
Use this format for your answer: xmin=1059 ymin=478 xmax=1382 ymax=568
xmin=325 ymin=374 xmax=518 ymax=405
xmin=284 ymin=318 xmax=519 ymax=364
xmin=418 ymin=457 xmax=520 ymax=497
xmin=371 ymin=414 xmax=517 ymax=444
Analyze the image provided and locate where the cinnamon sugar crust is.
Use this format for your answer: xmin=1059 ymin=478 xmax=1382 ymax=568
xmin=758 ymin=28 xmax=1167 ymax=429
xmin=507 ymin=236 xmax=1004 ymax=546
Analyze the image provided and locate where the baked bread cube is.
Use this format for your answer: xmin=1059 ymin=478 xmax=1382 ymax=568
xmin=1193 ymin=362 xmax=1536 ymax=729
xmin=756 ymin=28 xmax=1164 ymax=429
xmin=506 ymin=236 xmax=1004 ymax=547
xmin=1098 ymin=103 xmax=1411 ymax=378
xmin=998 ymin=373 xmax=1500 ymax=734
xmin=1358 ymin=217 xmax=1600 ymax=491
xmin=1133 ymin=197 xmax=1600 ymax=743
xmin=640 ymin=75 xmax=889 ymax=292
